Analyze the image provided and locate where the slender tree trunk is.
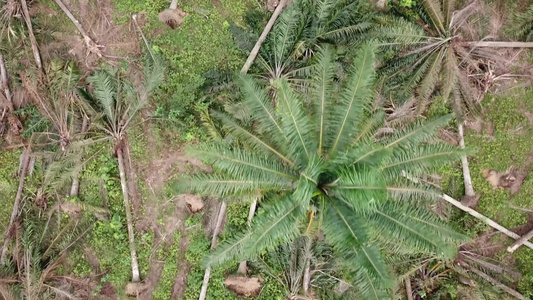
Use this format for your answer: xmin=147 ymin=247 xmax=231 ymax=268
xmin=116 ymin=148 xmax=140 ymax=282
xmin=302 ymin=251 xmax=311 ymax=294
xmin=0 ymin=148 xmax=30 ymax=265
xmin=69 ymin=117 xmax=88 ymax=197
xmin=508 ymin=228 xmax=533 ymax=253
xmin=465 ymin=263 xmax=528 ymax=300
xmin=459 ymin=124 xmax=475 ymax=197
xmin=241 ymin=0 xmax=288 ymax=73
xmin=19 ymin=0 xmax=43 ymax=72
xmin=199 ymin=201 xmax=227 ymax=300
xmin=0 ymin=55 xmax=14 ymax=111
xmin=237 ymin=198 xmax=257 ymax=275
xmin=464 ymin=41 xmax=533 ymax=48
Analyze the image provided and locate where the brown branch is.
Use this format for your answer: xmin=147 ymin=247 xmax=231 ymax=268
xmin=464 ymin=41 xmax=533 ymax=48
xmin=508 ymin=228 xmax=533 ymax=253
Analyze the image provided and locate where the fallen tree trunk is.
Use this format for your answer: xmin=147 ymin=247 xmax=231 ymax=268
xmin=199 ymin=201 xmax=227 ymax=300
xmin=441 ymin=193 xmax=533 ymax=250
xmin=507 ymin=228 xmax=533 ymax=253
xmin=0 ymin=54 xmax=14 ymax=111
xmin=241 ymin=0 xmax=288 ymax=73
xmin=54 ymin=0 xmax=102 ymax=57
xmin=20 ymin=0 xmax=43 ymax=72
xmin=458 ymin=124 xmax=475 ymax=197
xmin=465 ymin=263 xmax=528 ymax=300
xmin=404 ymin=172 xmax=533 ymax=250
xmin=117 ymin=147 xmax=140 ymax=282
xmin=0 ymin=147 xmax=31 ymax=265
xmin=464 ymin=41 xmax=533 ymax=48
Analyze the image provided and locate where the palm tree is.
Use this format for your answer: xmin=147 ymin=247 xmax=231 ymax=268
xmin=254 ymin=0 xmax=372 ymax=84
xmin=81 ymin=61 xmax=163 ymax=283
xmin=180 ymin=44 xmax=467 ymax=298
xmin=377 ymin=0 xmax=533 ymax=116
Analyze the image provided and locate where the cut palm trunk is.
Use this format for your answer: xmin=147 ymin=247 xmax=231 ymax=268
xmin=54 ymin=0 xmax=102 ymax=57
xmin=20 ymin=0 xmax=43 ymax=72
xmin=459 ymin=124 xmax=475 ymax=197
xmin=464 ymin=41 xmax=533 ymax=48
xmin=508 ymin=228 xmax=533 ymax=253
xmin=241 ymin=0 xmax=288 ymax=73
xmin=0 ymin=147 xmax=30 ymax=265
xmin=117 ymin=148 xmax=140 ymax=282
xmin=199 ymin=201 xmax=227 ymax=300
xmin=237 ymin=198 xmax=257 ymax=275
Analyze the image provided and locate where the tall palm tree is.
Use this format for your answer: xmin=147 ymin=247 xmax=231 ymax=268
xmin=180 ymin=44 xmax=467 ymax=298
xmin=82 ymin=61 xmax=163 ymax=283
xmin=377 ymin=0 xmax=533 ymax=116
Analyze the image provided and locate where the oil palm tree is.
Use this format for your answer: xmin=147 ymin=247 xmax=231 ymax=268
xmin=377 ymin=0 xmax=533 ymax=116
xmin=180 ymin=44 xmax=467 ymax=299
xmin=81 ymin=61 xmax=163 ymax=283
xmin=255 ymin=0 xmax=372 ymax=84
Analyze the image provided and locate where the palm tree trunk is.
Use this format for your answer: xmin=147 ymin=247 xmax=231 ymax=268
xmin=458 ymin=124 xmax=475 ymax=197
xmin=69 ymin=117 xmax=88 ymax=197
xmin=241 ymin=0 xmax=288 ymax=73
xmin=116 ymin=148 xmax=140 ymax=282
xmin=508 ymin=228 xmax=533 ymax=253
xmin=464 ymin=41 xmax=533 ymax=48
xmin=0 ymin=148 xmax=30 ymax=265
xmin=199 ymin=201 xmax=227 ymax=300
xmin=237 ymin=198 xmax=257 ymax=275
xmin=20 ymin=0 xmax=43 ymax=72
xmin=0 ymin=54 xmax=14 ymax=111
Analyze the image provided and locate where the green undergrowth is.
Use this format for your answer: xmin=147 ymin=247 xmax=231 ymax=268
xmin=464 ymin=89 xmax=533 ymax=296
xmin=153 ymin=232 xmax=181 ymax=299
xmin=0 ymin=150 xmax=20 ymax=233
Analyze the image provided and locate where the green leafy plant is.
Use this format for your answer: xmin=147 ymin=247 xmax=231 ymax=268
xmin=179 ymin=44 xmax=467 ymax=298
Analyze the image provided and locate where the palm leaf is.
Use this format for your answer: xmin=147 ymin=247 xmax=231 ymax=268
xmin=329 ymin=42 xmax=376 ymax=155
xmin=312 ymin=45 xmax=335 ymax=155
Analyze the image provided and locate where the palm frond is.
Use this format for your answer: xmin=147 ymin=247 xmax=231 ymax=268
xmin=274 ymin=79 xmax=315 ymax=163
xmin=205 ymin=196 xmax=305 ymax=267
xmin=420 ymin=0 xmax=446 ymax=33
xmin=312 ymin=45 xmax=335 ymax=155
xmin=329 ymin=42 xmax=376 ymax=155
xmin=87 ymin=70 xmax=116 ymax=124
xmin=212 ymin=111 xmax=294 ymax=165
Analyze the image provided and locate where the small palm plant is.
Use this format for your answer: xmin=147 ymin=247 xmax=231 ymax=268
xmin=182 ymin=44 xmax=466 ymax=298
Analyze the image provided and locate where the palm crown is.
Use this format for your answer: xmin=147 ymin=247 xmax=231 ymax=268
xmin=378 ymin=0 xmax=483 ymax=115
xmin=182 ymin=44 xmax=466 ymax=298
